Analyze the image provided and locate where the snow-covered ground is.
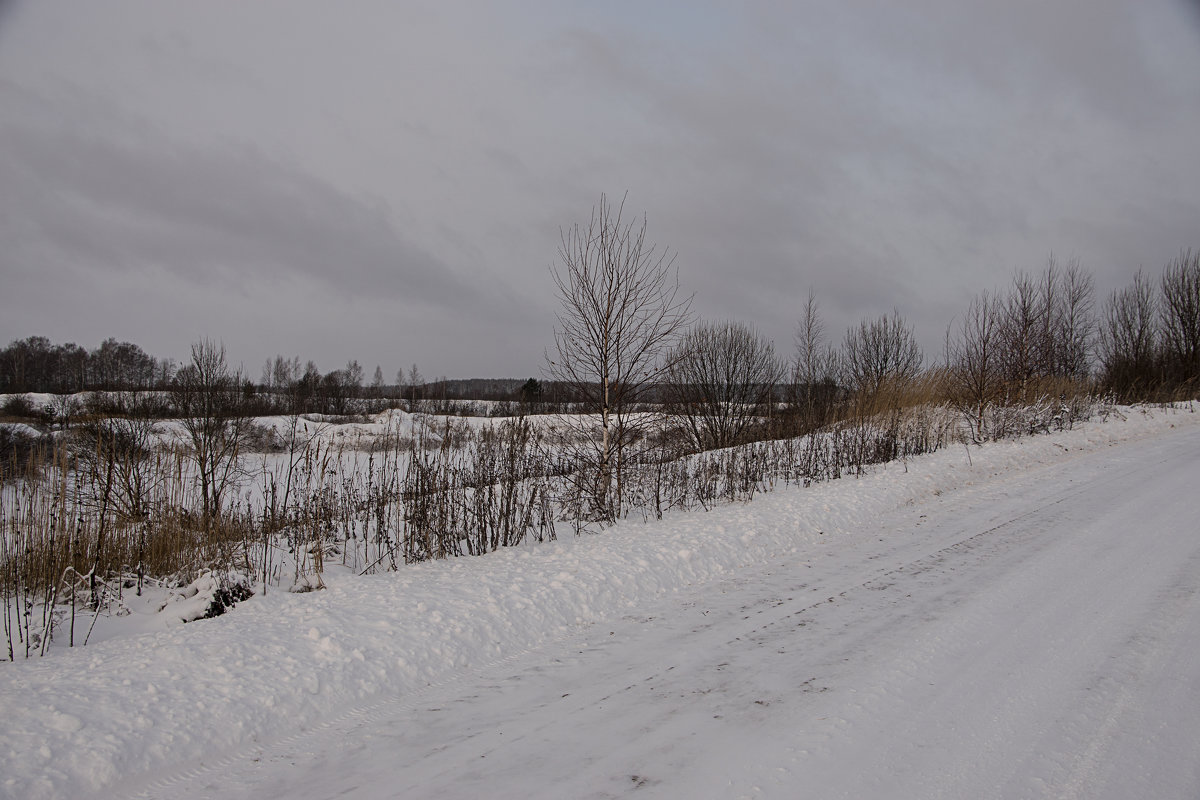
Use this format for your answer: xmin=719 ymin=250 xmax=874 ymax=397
xmin=2 ymin=405 xmax=1198 ymax=799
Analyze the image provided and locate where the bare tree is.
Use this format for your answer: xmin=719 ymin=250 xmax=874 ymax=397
xmin=666 ymin=320 xmax=783 ymax=451
xmin=999 ymin=256 xmax=1096 ymax=398
xmin=344 ymin=360 xmax=364 ymax=399
xmin=173 ymin=340 xmax=250 ymax=525
xmin=1160 ymin=248 xmax=1200 ymax=388
xmin=291 ymin=360 xmax=321 ymax=414
xmin=1099 ymin=270 xmax=1158 ymax=397
xmin=49 ymin=393 xmax=81 ymax=431
xmin=407 ymin=363 xmax=423 ymax=410
xmin=546 ymin=193 xmax=693 ymax=521
xmin=371 ymin=365 xmax=385 ymax=398
xmin=999 ymin=270 xmax=1043 ymax=398
xmin=841 ymin=310 xmax=923 ymax=398
xmin=947 ymin=290 xmax=1004 ymax=440
xmin=791 ymin=289 xmax=840 ymax=431
xmin=74 ymin=412 xmax=159 ymax=524
xmin=1054 ymin=257 xmax=1096 ymax=381
xmin=277 ymin=356 xmax=299 ymax=390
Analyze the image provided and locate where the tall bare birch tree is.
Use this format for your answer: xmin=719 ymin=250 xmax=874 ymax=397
xmin=791 ymin=289 xmax=840 ymax=432
xmin=547 ymin=194 xmax=692 ymax=522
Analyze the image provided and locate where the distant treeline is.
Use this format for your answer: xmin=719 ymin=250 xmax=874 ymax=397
xmin=0 ymin=337 xmax=171 ymax=394
xmin=0 ymin=336 xmax=581 ymax=413
xmin=4 ymin=248 xmax=1197 ymax=409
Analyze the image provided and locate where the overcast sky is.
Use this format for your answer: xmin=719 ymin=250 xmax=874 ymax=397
xmin=2 ymin=1 xmax=1198 ymax=379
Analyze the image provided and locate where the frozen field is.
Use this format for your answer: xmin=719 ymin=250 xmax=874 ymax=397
xmin=2 ymin=405 xmax=1198 ymax=799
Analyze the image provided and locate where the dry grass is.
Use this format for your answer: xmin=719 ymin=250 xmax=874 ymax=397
xmin=4 ymin=374 xmax=1113 ymax=659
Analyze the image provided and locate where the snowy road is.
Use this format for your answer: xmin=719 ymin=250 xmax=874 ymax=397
xmin=120 ymin=424 xmax=1200 ymax=800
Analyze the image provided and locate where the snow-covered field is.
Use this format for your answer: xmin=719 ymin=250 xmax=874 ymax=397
xmin=2 ymin=405 xmax=1198 ymax=799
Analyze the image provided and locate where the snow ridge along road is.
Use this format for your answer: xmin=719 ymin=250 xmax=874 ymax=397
xmin=3 ymin=406 xmax=1199 ymax=799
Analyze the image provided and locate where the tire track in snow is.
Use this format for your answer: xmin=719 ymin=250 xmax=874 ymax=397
xmin=120 ymin=626 xmax=598 ymax=800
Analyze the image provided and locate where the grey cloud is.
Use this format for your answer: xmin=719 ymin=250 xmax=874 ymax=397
xmin=1 ymin=92 xmax=473 ymax=309
xmin=2 ymin=1 xmax=1198 ymax=375
xmin=0 ymin=82 xmax=547 ymax=376
xmin=543 ymin=2 xmax=1200 ymax=357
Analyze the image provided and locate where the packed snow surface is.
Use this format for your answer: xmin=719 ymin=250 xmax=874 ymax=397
xmin=2 ymin=406 xmax=1199 ymax=799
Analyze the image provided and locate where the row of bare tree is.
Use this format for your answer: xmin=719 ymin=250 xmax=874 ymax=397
xmin=0 ymin=336 xmax=170 ymax=394
xmin=946 ymin=256 xmax=1095 ymax=441
xmin=545 ymin=195 xmax=1199 ymax=520
xmin=1097 ymin=250 xmax=1200 ymax=398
